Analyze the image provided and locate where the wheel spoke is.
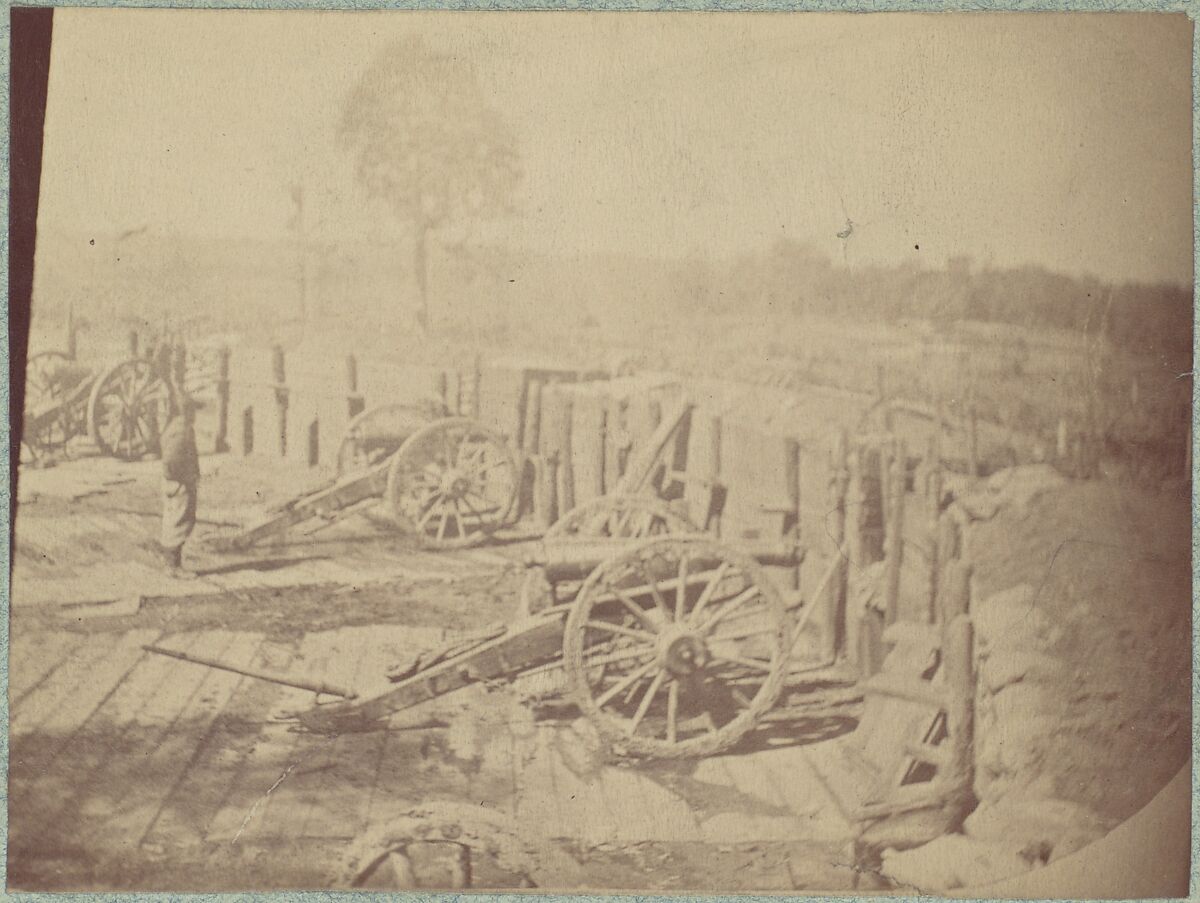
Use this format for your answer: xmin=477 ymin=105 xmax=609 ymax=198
xmin=709 ymin=624 xmax=780 ymax=643
xmin=436 ymin=510 xmax=450 ymax=541
xmin=666 ymin=681 xmax=679 ymax=744
xmin=594 ymin=658 xmax=656 ymax=708
xmin=698 ymin=586 xmax=760 ymax=634
xmin=474 ymin=457 xmax=511 ymax=477
xmin=688 ymin=561 xmax=731 ymax=627
xmin=417 ymin=498 xmax=444 ymax=529
xmin=581 ymin=643 xmax=656 ymax=670
xmin=603 ymin=580 xmax=661 ymax=633
xmin=584 ymin=620 xmax=657 ymax=645
xmin=710 ymin=651 xmax=775 ymax=673
xmin=632 ymin=560 xmax=672 ymax=621
xmin=675 ymin=552 xmax=689 ymax=621
xmin=628 ymin=671 xmax=665 ymax=734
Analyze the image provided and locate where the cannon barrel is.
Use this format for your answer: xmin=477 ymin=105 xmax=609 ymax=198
xmin=527 ymin=538 xmax=805 ymax=583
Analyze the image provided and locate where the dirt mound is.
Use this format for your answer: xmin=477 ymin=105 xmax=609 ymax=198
xmin=968 ymin=477 xmax=1191 ymax=825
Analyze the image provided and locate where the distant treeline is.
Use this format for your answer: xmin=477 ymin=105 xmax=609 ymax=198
xmin=676 ymin=241 xmax=1193 ymax=357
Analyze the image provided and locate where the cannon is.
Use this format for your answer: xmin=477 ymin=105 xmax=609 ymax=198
xmin=21 ymin=351 xmax=173 ymax=463
xmin=209 ymin=401 xmax=521 ymax=552
xmin=146 ymin=532 xmax=846 ymax=759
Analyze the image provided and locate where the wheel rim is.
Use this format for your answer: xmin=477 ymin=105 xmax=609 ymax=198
xmin=563 ymin=536 xmax=791 ymax=758
xmin=25 ymin=351 xmax=72 ymax=409
xmin=335 ymin=399 xmax=445 ymax=477
xmin=385 ymin=417 xmax=519 ymax=549
xmin=520 ymin=495 xmax=697 ymax=614
xmin=87 ymin=359 xmax=171 ymax=460
xmin=548 ymin=494 xmax=696 ymax=540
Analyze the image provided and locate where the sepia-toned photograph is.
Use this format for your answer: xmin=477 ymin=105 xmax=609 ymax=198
xmin=8 ymin=8 xmax=1193 ymax=894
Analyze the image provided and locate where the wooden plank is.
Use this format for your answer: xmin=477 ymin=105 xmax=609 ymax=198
xmin=9 ymin=631 xmax=84 ymax=704
xmin=296 ymin=626 xmax=388 ymax=839
xmin=203 ymin=632 xmax=332 ymax=843
xmin=9 ymin=630 xmax=203 ymax=852
xmin=569 ymin=389 xmax=606 ymax=505
xmin=612 ymin=399 xmax=691 ymax=496
xmin=85 ymin=631 xmax=257 ymax=846
xmin=138 ymin=632 xmax=269 ymax=847
xmin=11 ymin=629 xmax=151 ymax=738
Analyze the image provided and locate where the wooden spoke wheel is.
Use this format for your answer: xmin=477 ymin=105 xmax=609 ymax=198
xmin=384 ymin=416 xmax=519 ymax=549
xmin=87 ymin=358 xmax=172 ymax=460
xmin=335 ymin=399 xmax=446 ymax=477
xmin=20 ymin=406 xmax=78 ymax=464
xmin=25 ymin=350 xmax=75 ymax=410
xmin=519 ymin=495 xmax=698 ymax=616
xmin=563 ymin=536 xmax=792 ymax=759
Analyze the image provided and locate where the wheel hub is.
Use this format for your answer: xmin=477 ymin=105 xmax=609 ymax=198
xmin=658 ymin=626 xmax=709 ymax=677
xmin=439 ymin=468 xmax=471 ymax=499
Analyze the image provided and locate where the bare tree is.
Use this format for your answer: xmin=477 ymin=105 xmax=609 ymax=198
xmin=340 ymin=37 xmax=522 ymax=334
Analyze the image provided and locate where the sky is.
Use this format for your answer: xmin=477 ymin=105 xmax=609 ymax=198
xmin=38 ymin=9 xmax=1194 ymax=284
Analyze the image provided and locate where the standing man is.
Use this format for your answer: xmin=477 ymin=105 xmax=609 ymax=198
xmin=160 ymin=392 xmax=200 ymax=578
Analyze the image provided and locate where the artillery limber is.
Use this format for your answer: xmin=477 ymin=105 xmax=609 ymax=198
xmin=210 ymin=401 xmax=521 ymax=552
xmin=22 ymin=350 xmax=173 ymax=463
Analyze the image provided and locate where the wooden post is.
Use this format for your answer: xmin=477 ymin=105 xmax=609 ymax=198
xmin=883 ymin=439 xmax=906 ymax=625
xmin=66 ymin=303 xmax=77 ymax=360
xmin=470 ymin=354 xmax=482 ymax=420
xmin=707 ymin=414 xmax=724 ymax=537
xmin=345 ymin=354 xmax=365 ymax=420
xmin=128 ymin=329 xmax=139 ymax=359
xmin=942 ymin=612 xmax=975 ymax=791
xmin=454 ymin=367 xmax=464 ymax=416
xmin=572 ymin=392 xmax=605 ymax=506
xmin=967 ymin=402 xmax=979 ymax=479
xmin=604 ymin=395 xmax=624 ymax=492
xmin=437 ymin=370 xmax=449 ymax=416
xmin=272 ymin=343 xmax=288 ymax=457
xmin=553 ymin=389 xmax=575 ymax=516
xmin=825 ymin=429 xmax=849 ymax=660
xmin=786 ymin=437 xmax=802 ymax=591
xmin=523 ymin=379 xmax=542 ymax=456
xmin=925 ymin=440 xmax=944 ymax=625
xmin=215 ymin=345 xmax=231 ymax=453
xmin=171 ymin=342 xmax=187 ymax=392
xmin=533 ymin=455 xmax=557 ymax=530
xmin=845 ymin=443 xmax=865 ymax=668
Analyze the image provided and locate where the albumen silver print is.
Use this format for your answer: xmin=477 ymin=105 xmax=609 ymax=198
xmin=8 ymin=9 xmax=1193 ymax=894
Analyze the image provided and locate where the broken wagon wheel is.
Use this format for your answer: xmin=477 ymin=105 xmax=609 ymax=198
xmin=519 ymin=495 xmax=699 ymax=616
xmin=563 ymin=535 xmax=792 ymax=759
xmin=86 ymin=357 xmax=173 ymax=460
xmin=335 ymin=398 xmax=448 ymax=477
xmin=384 ymin=416 xmax=519 ymax=550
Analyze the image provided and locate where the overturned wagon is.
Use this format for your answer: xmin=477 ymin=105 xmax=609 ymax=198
xmin=211 ymin=401 xmax=521 ymax=552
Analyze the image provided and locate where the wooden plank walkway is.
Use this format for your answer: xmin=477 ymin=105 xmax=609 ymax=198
xmin=10 ymin=614 xmax=854 ymax=890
